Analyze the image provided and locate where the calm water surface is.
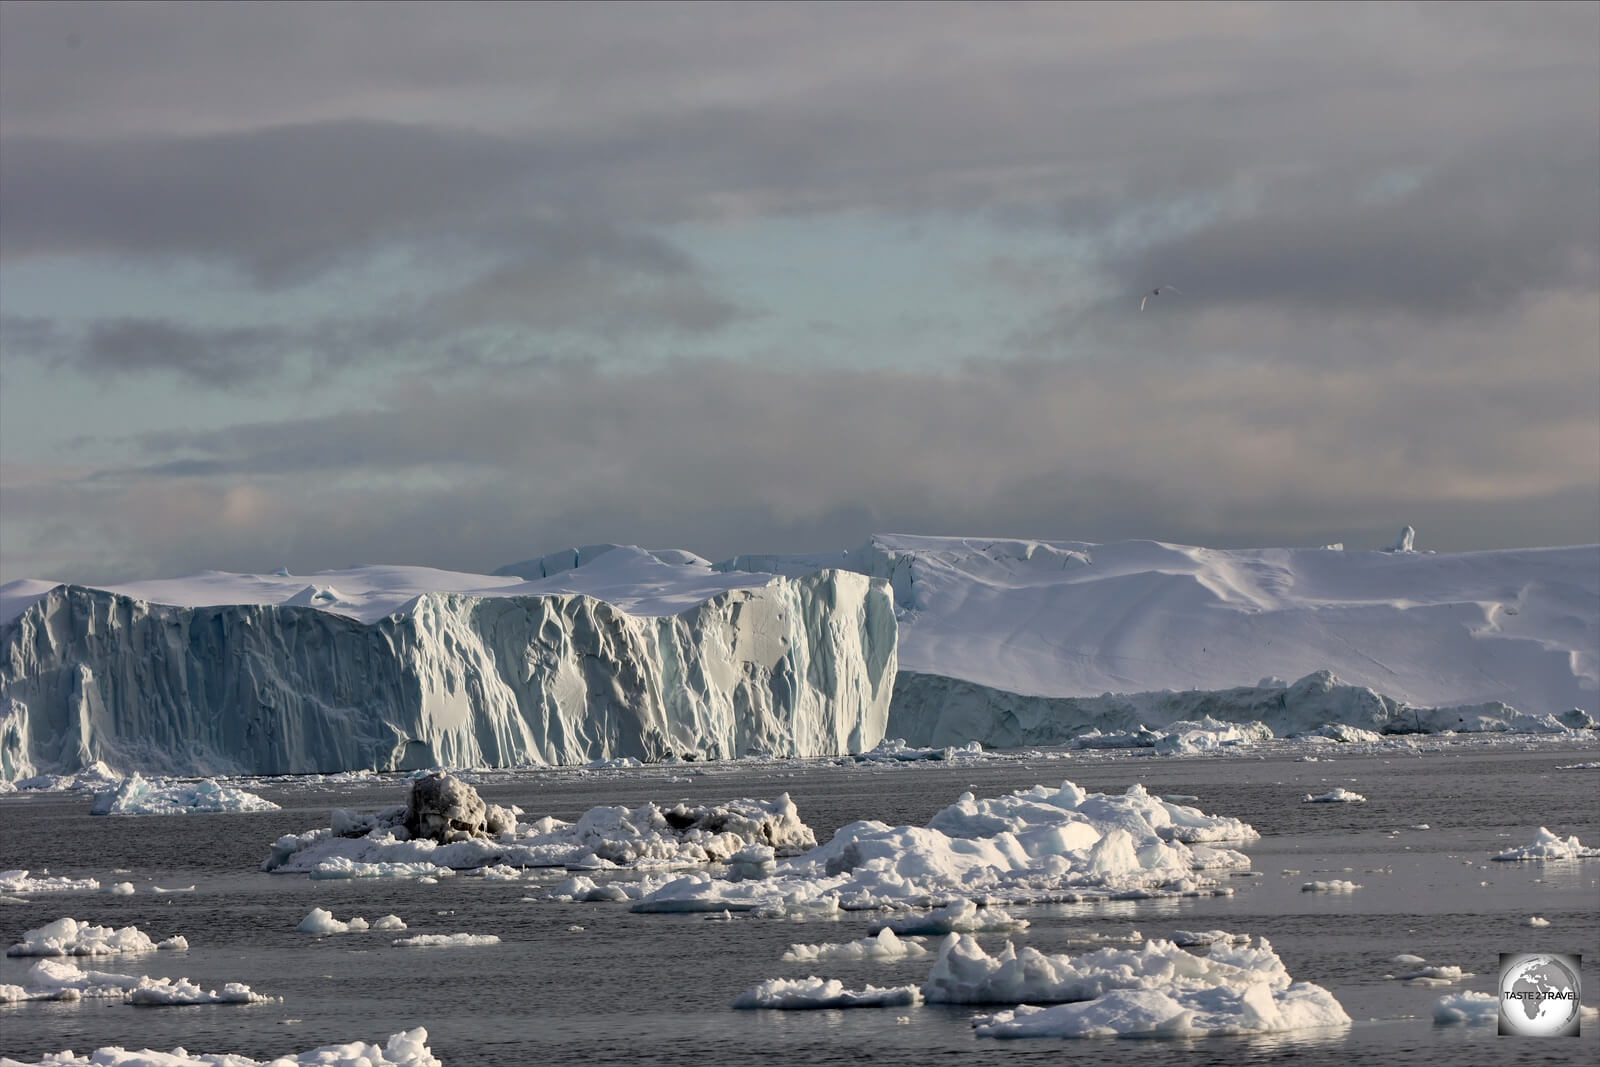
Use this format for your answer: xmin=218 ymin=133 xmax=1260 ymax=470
xmin=2 ymin=741 xmax=1597 ymax=1066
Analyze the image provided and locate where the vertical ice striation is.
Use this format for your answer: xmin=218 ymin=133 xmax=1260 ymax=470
xmin=0 ymin=570 xmax=896 ymax=779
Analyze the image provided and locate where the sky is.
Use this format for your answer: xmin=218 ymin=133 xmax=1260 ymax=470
xmin=1 ymin=1 xmax=1597 ymax=585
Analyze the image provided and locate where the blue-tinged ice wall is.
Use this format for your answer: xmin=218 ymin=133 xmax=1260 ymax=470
xmin=0 ymin=571 xmax=897 ymax=779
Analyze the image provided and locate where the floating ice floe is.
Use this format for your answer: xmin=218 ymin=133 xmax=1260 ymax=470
xmin=0 ymin=958 xmax=143 ymax=1002
xmin=1072 ymin=718 xmax=1274 ymax=756
xmin=1491 ymin=827 xmax=1600 ymax=861
xmin=0 ymin=958 xmax=273 ymax=1007
xmin=107 ymin=882 xmax=134 ymax=896
xmin=308 ymin=858 xmax=458 ymax=881
xmin=90 ymin=773 xmax=280 ymax=816
xmin=297 ymin=907 xmax=406 ymax=934
xmin=960 ymin=936 xmax=1350 ymax=1039
xmin=733 ymin=977 xmax=922 ymax=1009
xmin=738 ymin=932 xmax=1350 ymax=1038
xmin=4 ymin=1027 xmax=441 ymax=1066
xmin=1432 ymin=990 xmax=1499 ymax=1025
xmin=1528 ymin=916 xmax=1551 ymax=927
xmin=1386 ymin=955 xmax=1473 ymax=985
xmin=0 ymin=870 xmax=99 ymax=894
xmin=869 ymin=900 xmax=1029 ymax=936
xmin=782 ymin=928 xmax=930 ymax=962
xmin=264 ymin=782 xmax=814 ymax=876
xmin=127 ymin=976 xmax=278 ymax=1006
xmin=631 ymin=781 xmax=1257 ymax=916
xmin=1170 ymin=930 xmax=1250 ymax=947
xmin=391 ymin=933 xmax=500 ymax=948
xmin=1300 ymin=880 xmax=1362 ymax=893
xmin=6 ymin=918 xmax=187 ymax=957
xmin=853 ymin=738 xmax=986 ymax=762
xmin=1302 ymin=788 xmax=1367 ymax=804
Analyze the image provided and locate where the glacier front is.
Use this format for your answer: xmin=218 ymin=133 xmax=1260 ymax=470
xmin=0 ymin=549 xmax=897 ymax=780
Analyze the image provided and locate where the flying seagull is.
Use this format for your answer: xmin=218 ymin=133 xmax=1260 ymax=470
xmin=1140 ymin=285 xmax=1181 ymax=311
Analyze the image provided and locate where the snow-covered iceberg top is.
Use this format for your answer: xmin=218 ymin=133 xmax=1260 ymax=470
xmin=89 ymin=774 xmax=280 ymax=815
xmin=1491 ymin=827 xmax=1600 ymax=861
xmin=0 ymin=544 xmax=762 ymax=626
xmin=6 ymin=918 xmax=187 ymax=957
xmin=629 ymin=781 xmax=1257 ymax=915
xmin=263 ymin=793 xmax=817 ymax=876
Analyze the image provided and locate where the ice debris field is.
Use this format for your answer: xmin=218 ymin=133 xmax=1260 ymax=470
xmin=0 ymin=532 xmax=1596 ymax=1062
xmin=6 ymin=767 xmax=1595 ymax=1061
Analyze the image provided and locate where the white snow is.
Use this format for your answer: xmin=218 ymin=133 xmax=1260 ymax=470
xmin=1491 ymin=827 xmax=1600 ymax=861
xmin=0 ymin=1028 xmax=441 ymax=1066
xmin=90 ymin=774 xmax=280 ymax=815
xmin=6 ymin=918 xmax=186 ymax=957
xmin=1303 ymin=787 xmax=1367 ymax=804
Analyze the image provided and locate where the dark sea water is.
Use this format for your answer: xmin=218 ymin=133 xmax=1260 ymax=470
xmin=2 ymin=740 xmax=1597 ymax=1065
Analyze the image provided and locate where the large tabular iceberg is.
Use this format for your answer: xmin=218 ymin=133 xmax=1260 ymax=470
xmin=1 ymin=547 xmax=896 ymax=779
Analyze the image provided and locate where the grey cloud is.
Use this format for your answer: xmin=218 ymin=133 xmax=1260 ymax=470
xmin=0 ymin=121 xmax=526 ymax=283
xmin=1111 ymin=130 xmax=1600 ymax=318
xmin=10 ymin=292 xmax=1588 ymax=584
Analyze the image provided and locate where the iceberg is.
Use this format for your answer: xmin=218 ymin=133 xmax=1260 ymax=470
xmin=0 ymin=551 xmax=895 ymax=780
xmin=1491 ymin=827 xmax=1600 ymax=861
xmin=89 ymin=774 xmax=280 ymax=815
xmin=3 ymin=532 xmax=1593 ymax=781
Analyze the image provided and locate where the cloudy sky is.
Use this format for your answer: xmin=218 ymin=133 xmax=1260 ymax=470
xmin=1 ymin=1 xmax=1596 ymax=584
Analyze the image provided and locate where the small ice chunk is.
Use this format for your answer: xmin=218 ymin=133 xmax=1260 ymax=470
xmin=1433 ymin=990 xmax=1499 ymax=1025
xmin=1528 ymin=916 xmax=1551 ymax=927
xmin=1302 ymin=788 xmax=1366 ymax=804
xmin=1491 ymin=827 xmax=1600 ymax=861
xmin=391 ymin=933 xmax=500 ymax=948
xmin=783 ymin=928 xmax=930 ymax=962
xmin=1300 ymin=880 xmax=1362 ymax=893
xmin=732 ymin=976 xmax=922 ymax=1009
xmin=90 ymin=773 xmax=280 ymax=816
xmin=0 ymin=870 xmax=100 ymax=894
xmin=128 ymin=975 xmax=279 ymax=1005
xmin=108 ymin=882 xmax=135 ymax=896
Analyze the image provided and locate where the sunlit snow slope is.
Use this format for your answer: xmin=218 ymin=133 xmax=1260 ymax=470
xmin=720 ymin=535 xmax=1599 ymax=744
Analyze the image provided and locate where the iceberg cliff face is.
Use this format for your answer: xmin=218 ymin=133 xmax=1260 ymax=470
xmin=0 ymin=569 xmax=896 ymax=779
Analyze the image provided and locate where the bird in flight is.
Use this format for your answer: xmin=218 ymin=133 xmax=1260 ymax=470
xmin=1140 ymin=285 xmax=1181 ymax=311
